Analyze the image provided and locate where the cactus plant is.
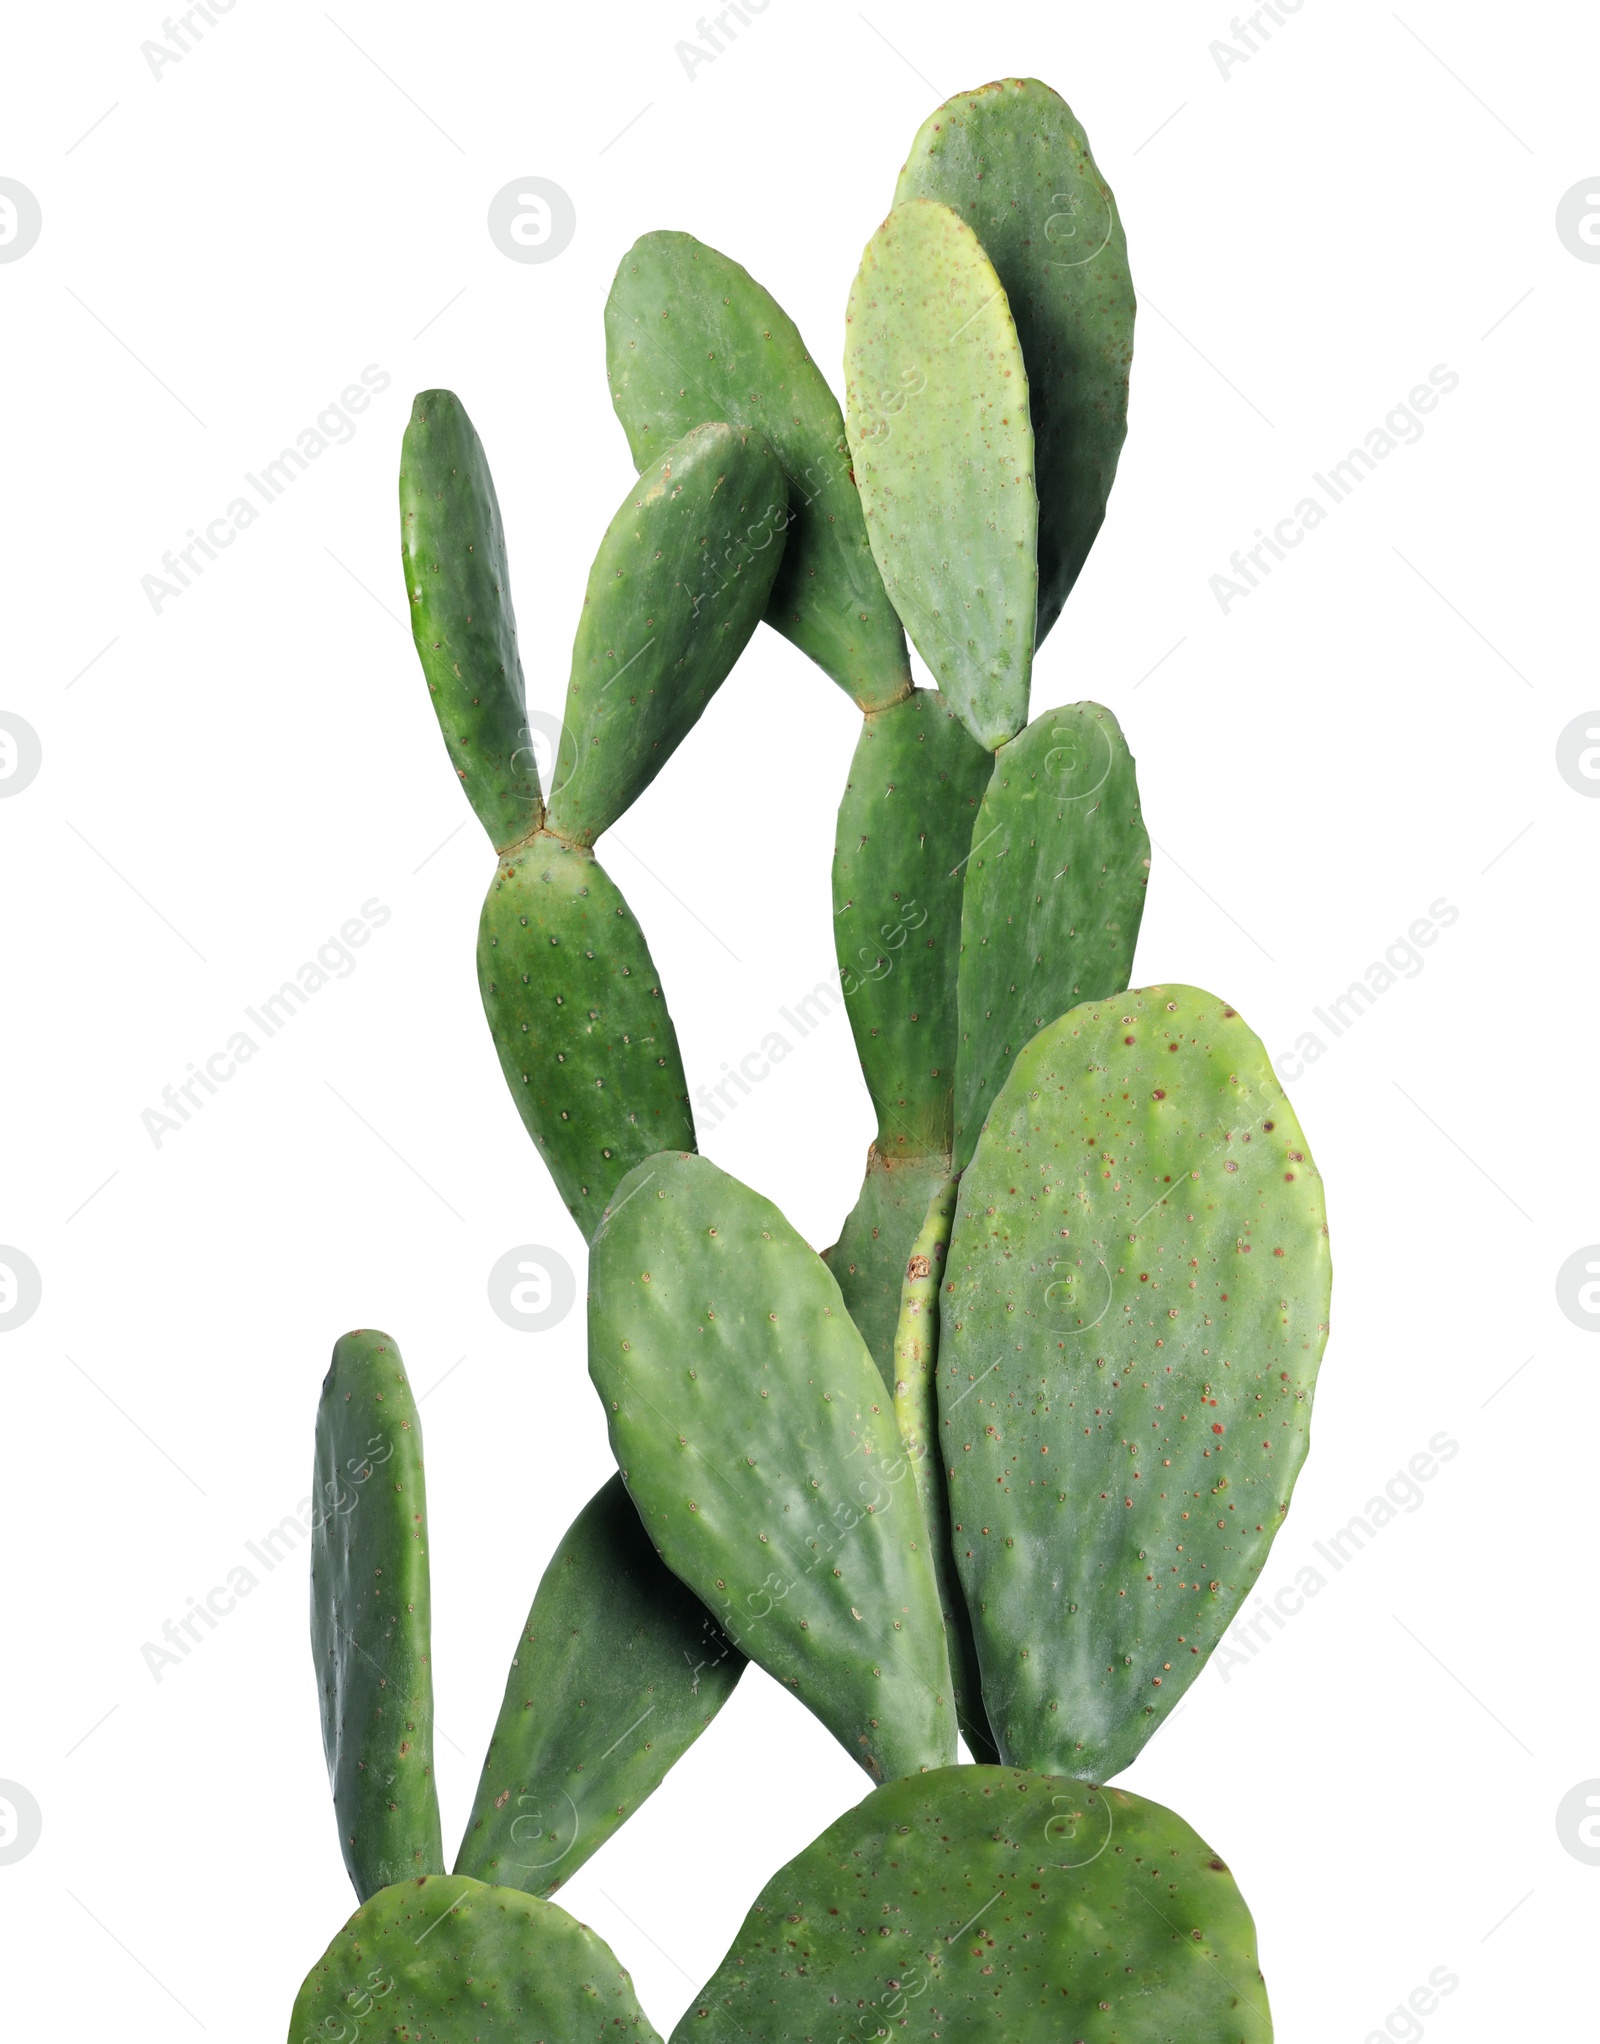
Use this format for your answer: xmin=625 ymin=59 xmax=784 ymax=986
xmin=287 ymin=71 xmax=1331 ymax=2044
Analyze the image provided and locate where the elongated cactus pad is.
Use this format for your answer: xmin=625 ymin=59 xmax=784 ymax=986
xmin=833 ymin=687 xmax=994 ymax=1161
xmin=589 ymin=1150 xmax=956 ymax=1782
xmin=288 ymin=1874 xmax=661 ymax=2043
xmin=543 ymin=422 xmax=788 ymax=849
xmin=952 ymin=702 xmax=1149 ymax=1170
xmin=455 ymin=1472 xmax=744 ymax=1894
xmin=824 ymin=1148 xmax=954 ymax=1392
xmin=675 ymin=1765 xmax=1271 ymax=2044
xmin=897 ymin=79 xmax=1135 ymax=646
xmin=478 ymin=837 xmax=695 ymax=1239
xmin=400 ymin=391 xmax=541 ymax=850
xmin=605 ymin=230 xmax=911 ymax=711
xmin=311 ymin=1330 xmax=443 ymax=1900
xmin=844 ymin=198 xmax=1037 ymax=751
xmin=942 ymin=987 xmax=1331 ymax=1780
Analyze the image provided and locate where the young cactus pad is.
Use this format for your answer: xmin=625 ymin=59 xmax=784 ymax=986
xmin=824 ymin=1148 xmax=955 ymax=1393
xmin=588 ymin=1150 xmax=957 ymax=1782
xmin=844 ymin=198 xmax=1037 ymax=751
xmin=288 ymin=1874 xmax=661 ymax=2043
xmin=478 ymin=837 xmax=695 ymax=1240
xmin=952 ymin=702 xmax=1149 ymax=1170
xmin=675 ymin=1765 xmax=1271 ymax=2044
xmin=310 ymin=1331 xmax=443 ymax=1900
xmin=542 ymin=421 xmax=789 ymax=849
xmin=400 ymin=392 xmax=540 ymax=850
xmin=605 ymin=230 xmax=911 ymax=711
xmin=455 ymin=1472 xmax=744 ymax=1894
xmin=896 ymin=78 xmax=1136 ymax=646
xmin=942 ymin=986 xmax=1331 ymax=1780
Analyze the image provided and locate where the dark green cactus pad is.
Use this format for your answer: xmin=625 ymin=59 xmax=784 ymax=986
xmin=942 ymin=986 xmax=1331 ymax=1780
xmin=310 ymin=1330 xmax=443 ymax=1901
xmin=952 ymin=702 xmax=1149 ymax=1170
xmin=455 ymin=1473 xmax=744 ymax=1895
xmin=675 ymin=1765 xmax=1271 ymax=2044
xmin=844 ymin=198 xmax=1037 ymax=752
xmin=288 ymin=1874 xmax=661 ymax=2042
xmin=605 ymin=230 xmax=911 ymax=711
xmin=400 ymin=391 xmax=541 ymax=851
xmin=589 ymin=1150 xmax=956 ymax=1782
xmin=478 ymin=837 xmax=695 ymax=1241
xmin=897 ymin=78 xmax=1136 ymax=647
xmin=833 ymin=687 xmax=994 ymax=1162
xmin=824 ymin=1148 xmax=954 ymax=1392
xmin=543 ymin=422 xmax=788 ymax=849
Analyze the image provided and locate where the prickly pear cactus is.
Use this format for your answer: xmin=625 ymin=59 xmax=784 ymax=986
xmin=310 ymin=1331 xmax=443 ymax=1900
xmin=455 ymin=1473 xmax=744 ymax=1894
xmin=676 ymin=1765 xmax=1271 ymax=2043
xmin=588 ymin=1149 xmax=957 ymax=1782
xmin=942 ymin=986 xmax=1331 ymax=1779
xmin=288 ymin=1874 xmax=661 ymax=2042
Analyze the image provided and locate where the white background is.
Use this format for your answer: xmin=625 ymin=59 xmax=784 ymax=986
xmin=2 ymin=2 xmax=1595 ymax=2037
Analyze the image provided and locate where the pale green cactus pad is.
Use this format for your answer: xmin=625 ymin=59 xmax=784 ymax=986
xmin=543 ymin=421 xmax=788 ymax=849
xmin=310 ymin=1330 xmax=443 ymax=1900
xmin=897 ymin=78 xmax=1136 ymax=644
xmin=455 ymin=1473 xmax=744 ymax=1894
xmin=605 ymin=230 xmax=910 ymax=710
xmin=952 ymin=701 xmax=1149 ymax=1170
xmin=589 ymin=1149 xmax=956 ymax=1782
xmin=824 ymin=1148 xmax=955 ymax=1392
xmin=675 ymin=1765 xmax=1271 ymax=2044
xmin=288 ymin=1874 xmax=661 ymax=2042
xmin=942 ymin=986 xmax=1331 ymax=1780
xmin=844 ymin=197 xmax=1037 ymax=751
xmin=400 ymin=391 xmax=540 ymax=851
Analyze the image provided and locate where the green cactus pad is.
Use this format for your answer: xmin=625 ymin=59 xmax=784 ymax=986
xmin=675 ymin=1764 xmax=1271 ymax=2044
xmin=833 ymin=687 xmax=995 ymax=1161
xmin=310 ymin=1330 xmax=443 ymax=1900
xmin=952 ymin=702 xmax=1149 ymax=1170
xmin=844 ymin=198 xmax=1037 ymax=752
xmin=605 ymin=230 xmax=911 ymax=711
xmin=455 ymin=1473 xmax=744 ymax=1894
xmin=942 ymin=986 xmax=1331 ymax=1780
xmin=824 ymin=1148 xmax=954 ymax=1392
xmin=400 ymin=391 xmax=541 ymax=851
xmin=288 ymin=1874 xmax=661 ymax=2042
xmin=896 ymin=79 xmax=1135 ymax=646
xmin=478 ymin=837 xmax=696 ymax=1240
xmin=543 ymin=422 xmax=788 ymax=849
xmin=589 ymin=1149 xmax=956 ymax=1782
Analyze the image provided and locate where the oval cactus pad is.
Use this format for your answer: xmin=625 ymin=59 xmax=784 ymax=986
xmin=589 ymin=1150 xmax=956 ymax=1782
xmin=942 ymin=987 xmax=1331 ymax=1780
xmin=675 ymin=1765 xmax=1270 ymax=2044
